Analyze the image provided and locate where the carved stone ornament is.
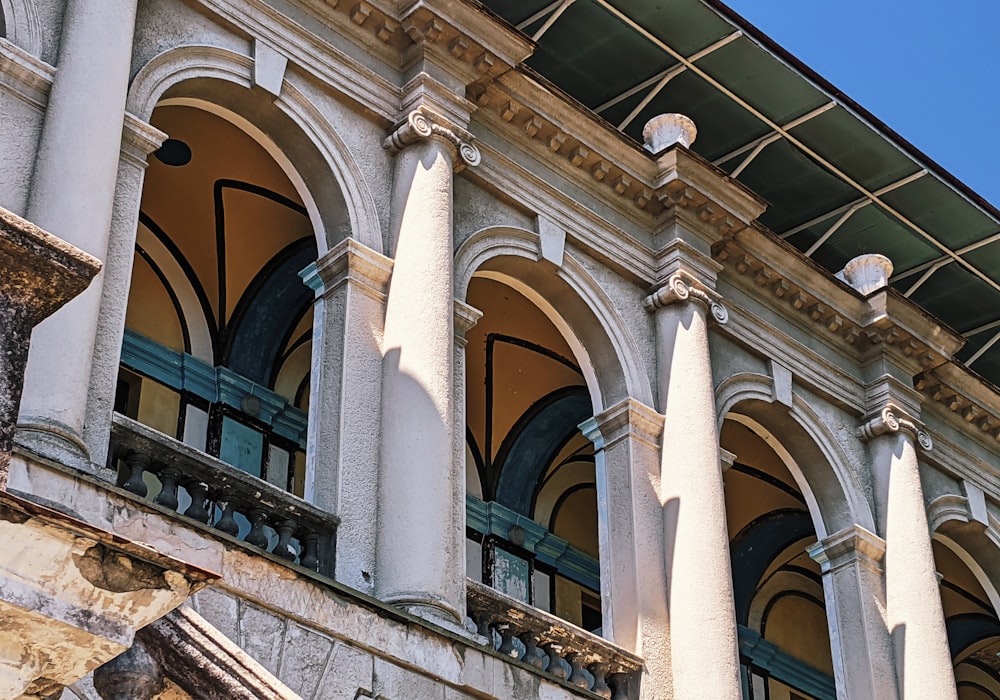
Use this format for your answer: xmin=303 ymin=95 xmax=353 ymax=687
xmin=856 ymin=403 xmax=933 ymax=450
xmin=383 ymin=108 xmax=481 ymax=167
xmin=643 ymin=270 xmax=728 ymax=324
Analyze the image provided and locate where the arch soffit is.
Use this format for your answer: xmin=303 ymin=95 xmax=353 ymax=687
xmin=0 ymin=0 xmax=43 ymax=58
xmin=126 ymin=44 xmax=381 ymax=256
xmin=717 ymin=372 xmax=875 ymax=538
xmin=454 ymin=226 xmax=654 ymax=411
xmin=932 ymin=524 xmax=1000 ymax=618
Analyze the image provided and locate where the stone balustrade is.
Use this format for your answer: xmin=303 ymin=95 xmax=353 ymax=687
xmin=466 ymin=579 xmax=642 ymax=699
xmin=110 ymin=413 xmax=338 ymax=575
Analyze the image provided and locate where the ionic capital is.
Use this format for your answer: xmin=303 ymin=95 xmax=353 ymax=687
xmin=856 ymin=403 xmax=933 ymax=450
xmin=383 ymin=108 xmax=481 ymax=168
xmin=643 ymin=270 xmax=728 ymax=324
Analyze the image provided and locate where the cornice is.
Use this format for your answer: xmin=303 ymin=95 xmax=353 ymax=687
xmin=0 ymin=38 xmax=54 ymax=110
xmin=916 ymin=362 xmax=1000 ymax=449
xmin=714 ymin=225 xmax=961 ymax=376
xmin=472 ymin=70 xmax=765 ymax=237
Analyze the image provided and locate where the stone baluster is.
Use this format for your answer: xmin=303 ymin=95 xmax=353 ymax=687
xmin=153 ymin=468 xmax=180 ymax=510
xmin=566 ymin=652 xmax=589 ymax=688
xmin=645 ymin=263 xmax=742 ymax=698
xmin=496 ymin=622 xmax=517 ymax=657
xmin=299 ymin=531 xmax=321 ymax=571
xmin=607 ymin=673 xmax=630 ymax=700
xmin=860 ymin=403 xmax=957 ymax=699
xmin=542 ymin=643 xmax=569 ymax=680
xmin=93 ymin=642 xmax=163 ymax=700
xmin=520 ymin=631 xmax=547 ymax=669
xmin=272 ymin=518 xmax=297 ymax=561
xmin=17 ymin=0 xmax=142 ymax=469
xmin=215 ymin=501 xmax=239 ymax=536
xmin=182 ymin=481 xmax=210 ymax=523
xmin=589 ymin=663 xmax=612 ymax=699
xmin=245 ymin=508 xmax=270 ymax=549
xmin=375 ymin=106 xmax=480 ymax=626
xmin=122 ymin=453 xmax=149 ymax=497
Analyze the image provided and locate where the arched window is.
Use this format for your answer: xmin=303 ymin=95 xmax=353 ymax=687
xmin=116 ymin=104 xmax=315 ymax=495
xmin=464 ymin=276 xmax=602 ymax=631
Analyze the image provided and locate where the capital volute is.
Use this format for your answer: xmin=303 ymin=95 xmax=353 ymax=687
xmin=383 ymin=108 xmax=481 ymax=169
xmin=643 ymin=270 xmax=728 ymax=324
xmin=856 ymin=403 xmax=933 ymax=451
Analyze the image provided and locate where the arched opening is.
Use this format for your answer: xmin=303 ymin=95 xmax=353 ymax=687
xmin=464 ymin=275 xmax=602 ymax=632
xmin=116 ymin=103 xmax=316 ymax=495
xmin=722 ymin=416 xmax=836 ymax=700
xmin=934 ymin=539 xmax=1000 ymax=698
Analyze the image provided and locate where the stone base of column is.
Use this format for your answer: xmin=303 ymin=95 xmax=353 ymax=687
xmin=14 ymin=421 xmax=94 ymax=472
xmin=382 ymin=591 xmax=471 ymax=635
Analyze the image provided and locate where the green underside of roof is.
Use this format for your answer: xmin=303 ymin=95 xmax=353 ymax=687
xmin=483 ymin=0 xmax=1000 ymax=391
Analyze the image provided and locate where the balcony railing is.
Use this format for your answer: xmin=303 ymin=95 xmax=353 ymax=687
xmin=109 ymin=413 xmax=337 ymax=576
xmin=466 ymin=579 xmax=643 ymax=699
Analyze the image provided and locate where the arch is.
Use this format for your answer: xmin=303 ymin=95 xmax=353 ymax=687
xmin=932 ymin=521 xmax=1000 ymax=618
xmin=454 ymin=226 xmax=653 ymax=412
xmin=126 ymin=44 xmax=381 ymax=256
xmin=0 ymin=0 xmax=43 ymax=57
xmin=493 ymin=386 xmax=592 ymax=514
xmin=717 ymin=373 xmax=875 ymax=537
xmin=136 ymin=216 xmax=214 ymax=362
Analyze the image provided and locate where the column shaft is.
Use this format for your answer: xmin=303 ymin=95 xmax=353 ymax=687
xmin=18 ymin=0 xmax=139 ymax=463
xmin=872 ymin=430 xmax=957 ymax=699
xmin=376 ymin=135 xmax=464 ymax=623
xmin=654 ymin=299 xmax=741 ymax=698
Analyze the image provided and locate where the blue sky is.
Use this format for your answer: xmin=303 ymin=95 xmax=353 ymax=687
xmin=722 ymin=0 xmax=1000 ymax=209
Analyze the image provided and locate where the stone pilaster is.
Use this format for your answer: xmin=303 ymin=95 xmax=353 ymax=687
xmin=83 ymin=114 xmax=167 ymax=468
xmin=580 ymin=398 xmax=672 ymax=698
xmin=375 ymin=106 xmax=480 ymax=624
xmin=808 ymin=525 xmax=900 ymax=699
xmin=17 ymin=0 xmax=141 ymax=467
xmin=303 ymin=239 xmax=393 ymax=595
xmin=645 ymin=264 xmax=742 ymax=699
xmin=859 ymin=402 xmax=957 ymax=699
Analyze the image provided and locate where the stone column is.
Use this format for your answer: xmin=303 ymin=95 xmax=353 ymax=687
xmin=580 ymin=398 xmax=673 ymax=698
xmin=17 ymin=0 xmax=139 ymax=467
xmin=375 ymin=108 xmax=480 ymax=624
xmin=302 ymin=239 xmax=393 ymax=595
xmin=645 ymin=269 xmax=742 ymax=698
xmin=860 ymin=405 xmax=957 ymax=699
xmin=808 ymin=525 xmax=900 ymax=700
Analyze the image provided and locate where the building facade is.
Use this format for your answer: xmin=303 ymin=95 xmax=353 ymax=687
xmin=1 ymin=0 xmax=1000 ymax=698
